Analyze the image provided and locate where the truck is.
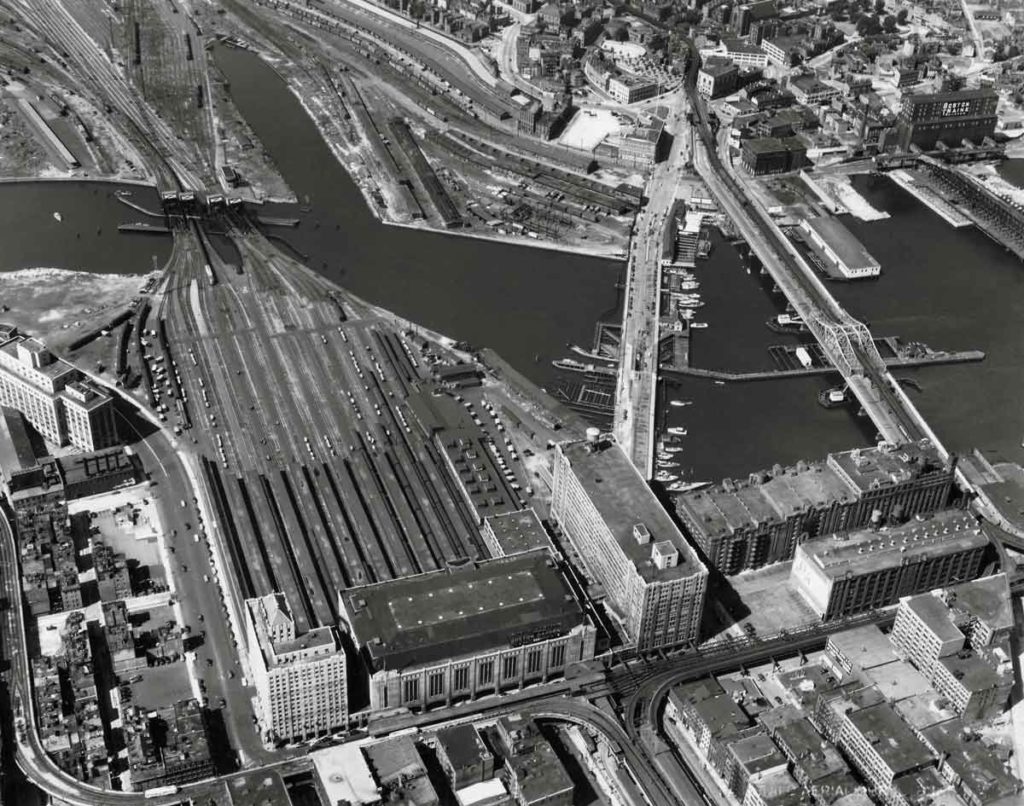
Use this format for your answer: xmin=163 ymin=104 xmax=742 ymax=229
xmin=794 ymin=347 xmax=813 ymax=369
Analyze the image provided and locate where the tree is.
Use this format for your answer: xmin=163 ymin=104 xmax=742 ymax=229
xmin=882 ymin=14 xmax=897 ymax=32
xmin=873 ymin=0 xmax=886 ymax=14
xmin=896 ymin=8 xmax=908 ymax=23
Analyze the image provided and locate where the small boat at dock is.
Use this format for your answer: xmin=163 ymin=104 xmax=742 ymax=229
xmin=53 ymin=212 xmax=63 ymax=223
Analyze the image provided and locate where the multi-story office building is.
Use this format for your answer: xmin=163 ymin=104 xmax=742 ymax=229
xmin=699 ymin=39 xmax=771 ymax=69
xmin=0 ymin=332 xmax=116 ymax=451
xmin=790 ymin=510 xmax=989 ymax=620
xmin=551 ymin=435 xmax=708 ymax=651
xmin=61 ymin=381 xmax=116 ymax=452
xmin=897 ymin=88 xmax=998 ymax=150
xmin=245 ymin=593 xmax=347 ymax=743
xmin=890 ymin=576 xmax=1013 ymax=722
xmin=740 ymin=136 xmax=808 ymax=176
xmin=676 ymin=441 xmax=956 ymax=575
xmin=338 ymin=550 xmax=596 ymax=711
xmin=697 ymin=57 xmax=739 ymax=100
xmin=607 ymin=74 xmax=660 ymax=105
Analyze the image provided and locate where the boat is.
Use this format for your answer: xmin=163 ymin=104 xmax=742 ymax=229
xmin=680 ymin=281 xmax=700 ymax=290
xmin=690 ymin=322 xmax=709 ymax=329
xmin=766 ymin=313 xmax=806 ymax=335
xmin=655 ymin=471 xmax=678 ymax=483
xmin=667 ymin=426 xmax=688 ymax=436
xmin=680 ymin=309 xmax=696 ymax=320
xmin=552 ymin=358 xmax=615 ymax=376
xmin=714 ymin=380 xmax=726 ymax=385
xmin=668 ymin=480 xmax=711 ymax=493
xmin=669 ymin=400 xmax=692 ymax=408
xmin=818 ymin=386 xmax=848 ymax=409
xmin=53 ymin=212 xmax=63 ymax=223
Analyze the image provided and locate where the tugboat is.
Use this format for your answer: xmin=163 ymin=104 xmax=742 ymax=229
xmin=818 ymin=386 xmax=848 ymax=408
xmin=766 ymin=313 xmax=806 ymax=334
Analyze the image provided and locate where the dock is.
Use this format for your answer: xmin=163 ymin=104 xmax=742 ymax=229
xmin=118 ymin=222 xmax=172 ymax=234
xmin=886 ymin=170 xmax=973 ymax=228
xmin=256 ymin=215 xmax=301 ymax=228
xmin=662 ymin=347 xmax=985 ymax=383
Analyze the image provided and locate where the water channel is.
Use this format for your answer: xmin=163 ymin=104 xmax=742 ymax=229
xmin=1 ymin=44 xmax=1021 ymax=483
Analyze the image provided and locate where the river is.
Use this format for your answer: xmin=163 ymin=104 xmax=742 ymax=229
xmin=1 ymin=45 xmax=1019 ymax=484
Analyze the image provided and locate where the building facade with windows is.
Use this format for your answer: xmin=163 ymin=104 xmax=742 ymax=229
xmin=790 ymin=510 xmax=989 ymax=620
xmin=676 ymin=441 xmax=956 ymax=576
xmin=551 ymin=436 xmax=707 ymax=651
xmin=338 ymin=550 xmax=596 ymax=711
xmin=0 ymin=332 xmax=116 ymax=451
xmin=245 ymin=593 xmax=348 ymax=743
xmin=897 ymin=88 xmax=998 ymax=150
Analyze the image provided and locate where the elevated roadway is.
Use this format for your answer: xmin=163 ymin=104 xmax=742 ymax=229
xmin=613 ymin=93 xmax=690 ymax=478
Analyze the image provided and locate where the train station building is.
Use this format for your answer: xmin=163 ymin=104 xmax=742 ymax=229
xmin=551 ymin=434 xmax=708 ymax=651
xmin=338 ymin=550 xmax=596 ymax=712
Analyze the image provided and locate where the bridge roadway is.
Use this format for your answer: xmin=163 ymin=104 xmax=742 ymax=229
xmin=689 ymin=92 xmax=941 ymax=454
xmin=612 ymin=93 xmax=690 ymax=479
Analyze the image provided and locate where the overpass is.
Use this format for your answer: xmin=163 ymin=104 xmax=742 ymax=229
xmin=688 ymin=92 xmax=945 ymax=457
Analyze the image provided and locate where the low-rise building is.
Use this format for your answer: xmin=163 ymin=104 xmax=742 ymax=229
xmin=339 ymin=550 xmax=596 ymax=711
xmin=496 ymin=715 xmax=574 ymax=806
xmin=789 ymin=75 xmax=841 ymax=106
xmin=436 ymin=724 xmax=495 ymax=789
xmin=607 ymin=74 xmax=661 ymax=105
xmin=799 ymin=216 xmax=881 ymax=279
xmin=790 ymin=510 xmax=988 ymax=620
xmin=923 ymin=718 xmax=1022 ymax=806
xmin=740 ymin=136 xmax=807 ymax=175
xmin=698 ymin=57 xmax=740 ymax=99
xmin=699 ymin=38 xmax=771 ymax=69
xmin=482 ymin=509 xmax=551 ymax=557
xmin=551 ymin=435 xmax=707 ymax=651
xmin=245 ymin=593 xmax=348 ymax=743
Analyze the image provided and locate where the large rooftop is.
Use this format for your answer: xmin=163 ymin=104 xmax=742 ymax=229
xmin=804 ymin=216 xmax=880 ymax=273
xmin=796 ymin=510 xmax=986 ymax=580
xmin=340 ymin=550 xmax=586 ymax=671
xmin=558 ymin=439 xmax=704 ymax=582
xmin=827 ymin=624 xmax=898 ymax=672
xmin=923 ymin=719 xmax=1022 ymax=804
xmin=905 ymin=593 xmax=967 ymax=646
xmin=0 ymin=407 xmax=37 ymax=474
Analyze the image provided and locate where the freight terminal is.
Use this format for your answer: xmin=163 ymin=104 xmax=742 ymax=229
xmin=798 ymin=216 xmax=881 ymax=280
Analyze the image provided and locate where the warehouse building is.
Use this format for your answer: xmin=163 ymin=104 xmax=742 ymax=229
xmin=245 ymin=593 xmax=348 ymax=744
xmin=799 ymin=216 xmax=881 ymax=279
xmin=676 ymin=440 xmax=956 ymax=576
xmin=897 ymin=88 xmax=998 ymax=150
xmin=740 ymin=136 xmax=807 ymax=176
xmin=790 ymin=510 xmax=989 ymax=620
xmin=338 ymin=550 xmax=597 ymax=711
xmin=551 ymin=434 xmax=707 ymax=651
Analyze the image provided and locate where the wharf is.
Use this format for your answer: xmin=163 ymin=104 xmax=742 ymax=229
xmin=118 ymin=222 xmax=171 ymax=234
xmin=114 ymin=195 xmax=166 ymax=219
xmin=886 ymin=169 xmax=973 ymax=228
xmin=662 ymin=348 xmax=985 ymax=383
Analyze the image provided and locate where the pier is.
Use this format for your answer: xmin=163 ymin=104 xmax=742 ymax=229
xmin=117 ymin=222 xmax=172 ymax=234
xmin=885 ymin=169 xmax=973 ymax=228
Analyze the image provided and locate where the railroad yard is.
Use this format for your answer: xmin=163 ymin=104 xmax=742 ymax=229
xmin=131 ymin=221 xmax=553 ymax=658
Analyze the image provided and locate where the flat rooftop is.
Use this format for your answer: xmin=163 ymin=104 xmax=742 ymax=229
xmin=773 ymin=718 xmax=848 ymax=783
xmin=558 ymin=439 xmax=704 ymax=582
xmin=827 ymin=440 xmax=947 ymax=495
xmin=484 ymin=509 xmax=550 ymax=556
xmin=906 ymin=593 xmax=966 ymax=645
xmin=59 ymin=448 xmax=138 ymax=486
xmin=796 ymin=510 xmax=986 ymax=580
xmin=847 ymin=702 xmax=934 ymax=776
xmin=827 ymin=624 xmax=898 ymax=671
xmin=923 ymin=719 xmax=1021 ymax=804
xmin=0 ymin=336 xmax=77 ymax=385
xmin=864 ymin=659 xmax=932 ymax=702
xmin=341 ymin=549 xmax=586 ymax=671
xmin=803 ymin=216 xmax=880 ymax=273
xmin=949 ymin=573 xmax=1013 ymax=633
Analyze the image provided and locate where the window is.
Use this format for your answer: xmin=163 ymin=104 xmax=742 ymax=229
xmin=428 ymin=671 xmax=445 ymax=699
xmin=403 ymin=678 xmax=419 ymax=703
xmin=503 ymin=655 xmax=518 ymax=680
xmin=454 ymin=667 xmax=469 ymax=691
xmin=551 ymin=644 xmax=566 ymax=668
xmin=479 ymin=661 xmax=493 ymax=685
xmin=527 ymin=649 xmax=542 ymax=675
